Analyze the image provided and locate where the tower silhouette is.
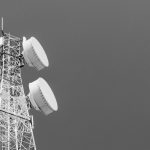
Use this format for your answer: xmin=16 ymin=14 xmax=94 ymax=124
xmin=0 ymin=19 xmax=58 ymax=150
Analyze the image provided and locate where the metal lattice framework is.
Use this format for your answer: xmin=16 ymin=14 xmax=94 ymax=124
xmin=0 ymin=33 xmax=36 ymax=150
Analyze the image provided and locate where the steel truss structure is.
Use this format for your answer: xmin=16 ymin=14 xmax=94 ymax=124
xmin=0 ymin=33 xmax=36 ymax=150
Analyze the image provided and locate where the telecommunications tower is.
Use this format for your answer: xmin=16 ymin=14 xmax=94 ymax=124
xmin=0 ymin=18 xmax=58 ymax=150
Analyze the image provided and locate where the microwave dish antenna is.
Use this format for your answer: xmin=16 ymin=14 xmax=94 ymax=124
xmin=28 ymin=77 xmax=58 ymax=115
xmin=22 ymin=36 xmax=49 ymax=70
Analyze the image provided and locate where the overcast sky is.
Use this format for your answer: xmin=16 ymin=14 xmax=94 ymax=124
xmin=1 ymin=0 xmax=150 ymax=150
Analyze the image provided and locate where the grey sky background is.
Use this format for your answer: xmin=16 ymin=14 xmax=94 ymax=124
xmin=0 ymin=0 xmax=150 ymax=150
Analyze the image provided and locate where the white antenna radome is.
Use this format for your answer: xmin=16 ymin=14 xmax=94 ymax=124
xmin=28 ymin=77 xmax=58 ymax=115
xmin=22 ymin=37 xmax=49 ymax=70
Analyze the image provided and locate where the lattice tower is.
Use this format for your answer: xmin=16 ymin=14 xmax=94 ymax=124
xmin=0 ymin=33 xmax=36 ymax=150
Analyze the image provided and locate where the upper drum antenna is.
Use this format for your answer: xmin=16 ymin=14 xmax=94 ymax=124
xmin=22 ymin=37 xmax=49 ymax=70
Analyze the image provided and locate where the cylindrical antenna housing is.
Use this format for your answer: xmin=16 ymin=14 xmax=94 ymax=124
xmin=22 ymin=37 xmax=49 ymax=70
xmin=28 ymin=77 xmax=58 ymax=115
